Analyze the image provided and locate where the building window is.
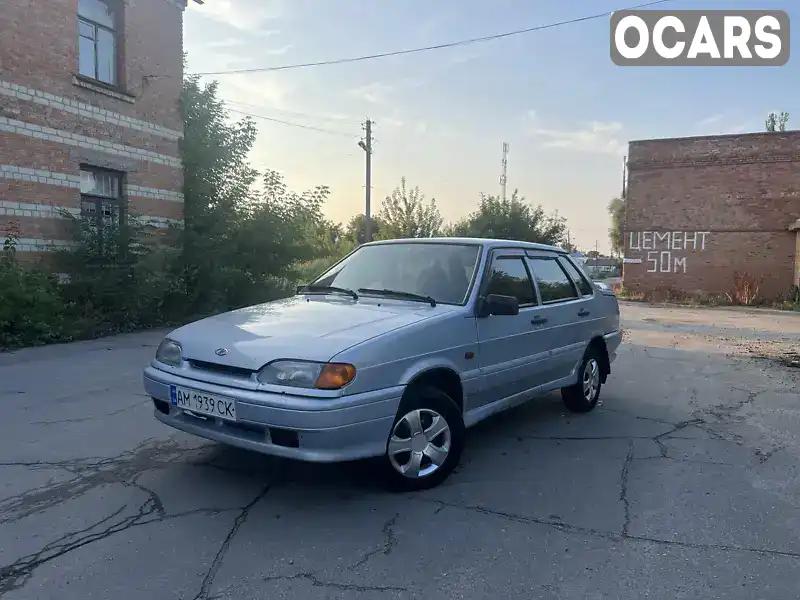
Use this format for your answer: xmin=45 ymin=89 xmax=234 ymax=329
xmin=78 ymin=0 xmax=119 ymax=85
xmin=80 ymin=167 xmax=124 ymax=228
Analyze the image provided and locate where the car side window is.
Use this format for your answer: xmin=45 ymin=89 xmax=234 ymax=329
xmin=527 ymin=257 xmax=579 ymax=304
xmin=558 ymin=257 xmax=593 ymax=296
xmin=484 ymin=257 xmax=536 ymax=306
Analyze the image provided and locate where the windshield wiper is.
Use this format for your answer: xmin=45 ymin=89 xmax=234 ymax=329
xmin=357 ymin=288 xmax=436 ymax=307
xmin=298 ymin=284 xmax=358 ymax=300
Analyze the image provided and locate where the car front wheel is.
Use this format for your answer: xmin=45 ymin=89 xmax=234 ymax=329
xmin=382 ymin=386 xmax=464 ymax=492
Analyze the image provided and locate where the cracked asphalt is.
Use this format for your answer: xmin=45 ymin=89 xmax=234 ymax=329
xmin=1 ymin=302 xmax=799 ymax=599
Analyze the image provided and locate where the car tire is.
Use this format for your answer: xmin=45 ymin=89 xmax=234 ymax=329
xmin=382 ymin=385 xmax=465 ymax=492
xmin=561 ymin=346 xmax=604 ymax=413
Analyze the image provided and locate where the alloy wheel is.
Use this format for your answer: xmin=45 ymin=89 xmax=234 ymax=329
xmin=388 ymin=408 xmax=451 ymax=478
xmin=583 ymin=358 xmax=600 ymax=402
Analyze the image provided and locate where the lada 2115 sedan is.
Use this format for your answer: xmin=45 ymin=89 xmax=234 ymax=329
xmin=143 ymin=238 xmax=622 ymax=490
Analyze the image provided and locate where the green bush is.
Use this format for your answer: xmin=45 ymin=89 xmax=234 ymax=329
xmin=0 ymin=235 xmax=69 ymax=348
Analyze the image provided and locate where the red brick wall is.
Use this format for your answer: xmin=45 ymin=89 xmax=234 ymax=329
xmin=0 ymin=142 xmax=182 ymax=191
xmin=623 ymin=132 xmax=800 ymax=301
xmin=4 ymin=96 xmax=180 ymax=157
xmin=1 ymin=0 xmax=184 ymax=132
xmin=0 ymin=0 xmax=185 ymax=252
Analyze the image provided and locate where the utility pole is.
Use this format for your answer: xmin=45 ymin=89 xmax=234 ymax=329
xmin=499 ymin=142 xmax=509 ymax=201
xmin=567 ymin=229 xmax=571 ymax=251
xmin=358 ymin=119 xmax=374 ymax=243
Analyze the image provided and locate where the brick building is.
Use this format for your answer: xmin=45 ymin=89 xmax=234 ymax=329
xmin=622 ymin=132 xmax=800 ymax=301
xmin=0 ymin=0 xmax=196 ymax=260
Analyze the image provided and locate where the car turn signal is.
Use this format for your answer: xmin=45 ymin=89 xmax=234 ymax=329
xmin=315 ymin=363 xmax=356 ymax=389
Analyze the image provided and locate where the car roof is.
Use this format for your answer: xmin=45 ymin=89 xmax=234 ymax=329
xmin=363 ymin=237 xmax=566 ymax=253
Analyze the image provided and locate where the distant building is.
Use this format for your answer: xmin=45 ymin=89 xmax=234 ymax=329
xmin=584 ymin=257 xmax=619 ymax=277
xmin=570 ymin=252 xmax=586 ymax=265
xmin=0 ymin=0 xmax=199 ymax=261
xmin=623 ymin=132 xmax=800 ymax=300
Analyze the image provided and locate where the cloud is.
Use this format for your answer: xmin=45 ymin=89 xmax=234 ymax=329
xmin=697 ymin=113 xmax=724 ymax=126
xmin=694 ymin=112 xmax=756 ymax=136
xmin=203 ymin=52 xmax=255 ymax=69
xmin=263 ymin=44 xmax=294 ymax=56
xmin=346 ymin=78 xmax=424 ymax=107
xmin=215 ymin=72 xmax=294 ymax=110
xmin=530 ymin=121 xmax=626 ymax=155
xmin=447 ymin=48 xmax=483 ymax=66
xmin=348 ymin=82 xmax=394 ymax=104
xmin=203 ymin=38 xmax=250 ymax=50
xmin=414 ymin=17 xmax=441 ymax=39
xmin=380 ymin=117 xmax=405 ymax=128
xmin=190 ymin=0 xmax=283 ymax=31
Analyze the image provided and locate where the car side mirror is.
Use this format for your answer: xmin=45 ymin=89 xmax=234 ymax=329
xmin=479 ymin=294 xmax=520 ymax=317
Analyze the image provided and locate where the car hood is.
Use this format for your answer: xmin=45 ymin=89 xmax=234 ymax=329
xmin=168 ymin=295 xmax=452 ymax=370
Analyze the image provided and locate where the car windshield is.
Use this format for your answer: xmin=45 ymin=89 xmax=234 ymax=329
xmin=311 ymin=242 xmax=482 ymax=305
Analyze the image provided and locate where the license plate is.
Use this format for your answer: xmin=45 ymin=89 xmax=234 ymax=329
xmin=169 ymin=385 xmax=237 ymax=421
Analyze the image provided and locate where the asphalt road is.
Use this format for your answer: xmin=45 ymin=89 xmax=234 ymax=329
xmin=1 ymin=302 xmax=799 ymax=599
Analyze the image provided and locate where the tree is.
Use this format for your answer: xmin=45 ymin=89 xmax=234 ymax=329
xmin=180 ymin=74 xmax=260 ymax=312
xmin=449 ymin=190 xmax=566 ymax=245
xmin=345 ymin=213 xmax=384 ymax=245
xmin=377 ymin=177 xmax=443 ymax=239
xmin=586 ymin=250 xmax=601 ymax=258
xmin=766 ymin=111 xmax=790 ymax=132
xmin=561 ymin=241 xmax=577 ymax=253
xmin=180 ymin=76 xmax=333 ymax=312
xmin=607 ymin=196 xmax=626 ymax=257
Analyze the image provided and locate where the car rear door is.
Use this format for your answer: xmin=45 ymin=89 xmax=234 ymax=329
xmin=525 ymin=252 xmax=592 ymax=383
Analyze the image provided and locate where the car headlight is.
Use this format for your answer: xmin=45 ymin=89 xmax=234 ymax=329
xmin=257 ymin=360 xmax=356 ymax=390
xmin=155 ymin=338 xmax=183 ymax=366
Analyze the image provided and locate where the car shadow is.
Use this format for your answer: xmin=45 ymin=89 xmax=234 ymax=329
xmin=193 ymin=390 xmax=581 ymax=493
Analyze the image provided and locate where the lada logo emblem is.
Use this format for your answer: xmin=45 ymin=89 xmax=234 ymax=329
xmin=214 ymin=348 xmax=229 ymax=356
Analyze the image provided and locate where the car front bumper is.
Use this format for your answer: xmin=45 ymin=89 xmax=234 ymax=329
xmin=143 ymin=366 xmax=403 ymax=463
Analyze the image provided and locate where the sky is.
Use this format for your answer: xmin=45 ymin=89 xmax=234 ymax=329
xmin=183 ymin=0 xmax=798 ymax=254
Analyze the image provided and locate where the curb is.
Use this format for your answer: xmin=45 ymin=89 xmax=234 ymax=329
xmin=617 ymin=300 xmax=800 ymax=318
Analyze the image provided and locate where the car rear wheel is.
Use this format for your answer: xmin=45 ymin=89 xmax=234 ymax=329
xmin=561 ymin=347 xmax=603 ymax=413
xmin=382 ymin=386 xmax=464 ymax=492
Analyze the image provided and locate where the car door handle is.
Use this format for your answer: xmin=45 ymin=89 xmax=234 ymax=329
xmin=531 ymin=316 xmax=548 ymax=325
xmin=578 ymin=309 xmax=590 ymax=317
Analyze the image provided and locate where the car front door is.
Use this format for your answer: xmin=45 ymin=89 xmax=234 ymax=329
xmin=473 ymin=249 xmax=551 ymax=410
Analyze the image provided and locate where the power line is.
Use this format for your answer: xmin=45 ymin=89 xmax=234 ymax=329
xmin=226 ymin=108 xmax=356 ymax=137
xmin=190 ymin=0 xmax=672 ymax=76
xmin=222 ymin=99 xmax=362 ymax=123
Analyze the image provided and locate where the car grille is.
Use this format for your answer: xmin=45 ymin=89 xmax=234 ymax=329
xmin=187 ymin=359 xmax=255 ymax=379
